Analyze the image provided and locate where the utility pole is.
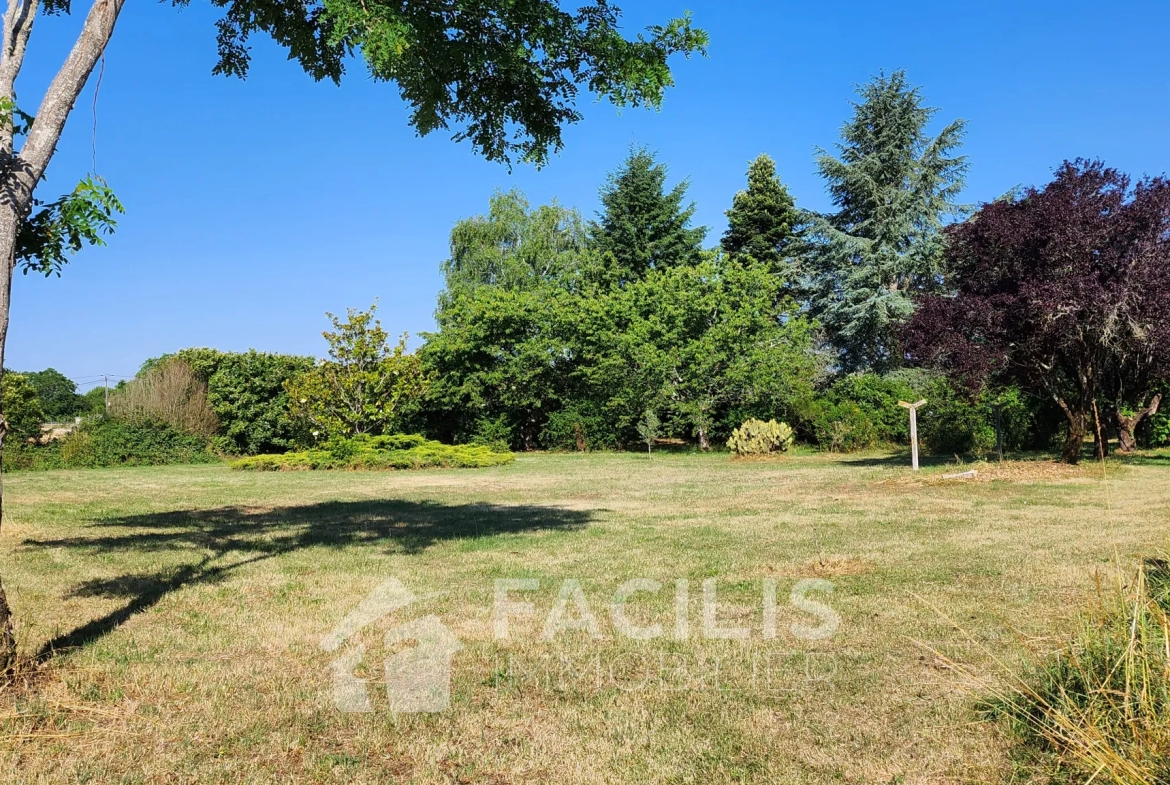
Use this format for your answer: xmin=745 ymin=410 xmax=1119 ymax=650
xmin=898 ymin=400 xmax=927 ymax=471
xmin=104 ymin=375 xmax=109 ymax=411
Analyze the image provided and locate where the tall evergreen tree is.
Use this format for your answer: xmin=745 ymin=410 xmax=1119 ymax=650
xmin=806 ymin=71 xmax=967 ymax=373
xmin=721 ymin=154 xmax=801 ymax=273
xmin=589 ymin=148 xmax=707 ymax=284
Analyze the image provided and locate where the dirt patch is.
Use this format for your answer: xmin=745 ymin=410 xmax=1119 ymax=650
xmin=872 ymin=460 xmax=1097 ymax=487
xmin=802 ymin=555 xmax=871 ymax=577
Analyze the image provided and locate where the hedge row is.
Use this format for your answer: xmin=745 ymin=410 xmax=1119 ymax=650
xmin=229 ymin=434 xmax=514 ymax=472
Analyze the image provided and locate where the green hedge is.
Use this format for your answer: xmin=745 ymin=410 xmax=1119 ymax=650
xmin=4 ymin=416 xmax=218 ymax=471
xmin=229 ymin=434 xmax=515 ymax=471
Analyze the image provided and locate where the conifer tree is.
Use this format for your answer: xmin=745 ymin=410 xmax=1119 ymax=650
xmin=589 ymin=148 xmax=707 ymax=284
xmin=806 ymin=71 xmax=967 ymax=373
xmin=721 ymin=154 xmax=801 ymax=273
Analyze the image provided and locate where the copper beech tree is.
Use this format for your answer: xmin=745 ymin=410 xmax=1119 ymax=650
xmin=904 ymin=160 xmax=1170 ymax=464
xmin=0 ymin=0 xmax=707 ymax=671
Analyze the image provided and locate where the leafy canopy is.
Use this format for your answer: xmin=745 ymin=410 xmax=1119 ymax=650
xmin=22 ymin=368 xmax=81 ymax=421
xmin=441 ymin=189 xmax=588 ymax=299
xmin=904 ymin=160 xmax=1170 ymax=463
xmin=197 ymin=0 xmax=709 ymax=166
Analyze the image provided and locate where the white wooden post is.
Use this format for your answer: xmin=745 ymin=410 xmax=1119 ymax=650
xmin=898 ymin=400 xmax=927 ymax=470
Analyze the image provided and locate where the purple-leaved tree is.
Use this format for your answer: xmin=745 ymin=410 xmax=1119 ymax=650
xmin=904 ymin=160 xmax=1170 ymax=464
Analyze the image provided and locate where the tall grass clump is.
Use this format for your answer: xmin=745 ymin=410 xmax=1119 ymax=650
xmin=986 ymin=559 xmax=1170 ymax=784
xmin=110 ymin=359 xmax=219 ymax=438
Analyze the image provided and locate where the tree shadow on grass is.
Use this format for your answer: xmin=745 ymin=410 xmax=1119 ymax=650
xmin=22 ymin=499 xmax=595 ymax=661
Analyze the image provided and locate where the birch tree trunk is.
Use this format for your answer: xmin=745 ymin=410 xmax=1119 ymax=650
xmin=0 ymin=0 xmax=125 ymax=673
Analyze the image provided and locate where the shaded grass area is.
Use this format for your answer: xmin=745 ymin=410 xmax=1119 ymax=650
xmin=0 ymin=451 xmax=1168 ymax=783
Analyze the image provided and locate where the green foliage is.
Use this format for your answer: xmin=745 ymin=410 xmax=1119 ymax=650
xmin=228 ymin=434 xmax=514 ymax=472
xmin=721 ymin=154 xmax=802 ymax=276
xmin=3 ymin=416 xmax=216 ymax=471
xmin=806 ymin=70 xmax=967 ymax=372
xmin=636 ymin=408 xmax=661 ymax=455
xmin=167 ymin=348 xmax=314 ymax=455
xmin=1149 ymin=410 xmax=1170 ymax=448
xmin=810 ymin=401 xmax=880 ymax=453
xmin=17 ymin=176 xmax=124 ymax=277
xmin=588 ymin=148 xmax=707 ymax=284
xmin=22 ymin=368 xmax=82 ymax=421
xmin=824 ymin=372 xmax=918 ymax=443
xmin=287 ymin=304 xmax=427 ymax=442
xmin=201 ymin=0 xmax=708 ymax=166
xmin=422 ymin=284 xmax=574 ymax=450
xmin=80 ymin=385 xmax=110 ymax=416
xmin=442 ymin=189 xmax=589 ymax=299
xmin=1 ymin=372 xmax=45 ymax=442
xmin=803 ymin=372 xmax=1037 ymax=455
xmin=421 ymin=181 xmax=820 ymax=453
xmin=727 ymin=418 xmax=794 ymax=456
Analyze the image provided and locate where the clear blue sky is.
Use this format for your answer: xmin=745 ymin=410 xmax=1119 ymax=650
xmin=11 ymin=1 xmax=1170 ymax=392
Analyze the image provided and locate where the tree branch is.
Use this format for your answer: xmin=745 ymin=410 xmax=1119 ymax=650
xmin=0 ymin=0 xmax=38 ymax=158
xmin=17 ymin=0 xmax=123 ymax=189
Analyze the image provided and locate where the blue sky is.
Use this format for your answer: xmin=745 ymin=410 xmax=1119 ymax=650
xmin=11 ymin=1 xmax=1170 ymax=392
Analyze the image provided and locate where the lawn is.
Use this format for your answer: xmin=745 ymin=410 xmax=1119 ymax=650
xmin=1 ymin=451 xmax=1168 ymax=784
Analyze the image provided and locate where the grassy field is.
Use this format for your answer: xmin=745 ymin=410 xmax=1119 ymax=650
xmin=0 ymin=451 xmax=1168 ymax=784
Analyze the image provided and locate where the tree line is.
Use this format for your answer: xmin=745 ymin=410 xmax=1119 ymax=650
xmin=11 ymin=71 xmax=1167 ymax=466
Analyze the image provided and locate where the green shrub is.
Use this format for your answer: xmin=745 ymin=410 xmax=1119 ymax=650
xmin=2 ymin=372 xmax=46 ymax=442
xmin=540 ymin=406 xmax=608 ymax=452
xmin=1149 ymin=409 xmax=1170 ymax=448
xmin=3 ymin=416 xmax=217 ymax=471
xmin=811 ymin=401 xmax=880 ymax=452
xmin=229 ymin=434 xmax=514 ymax=472
xmin=827 ymin=372 xmax=918 ymax=443
xmin=727 ymin=418 xmax=794 ymax=456
xmin=167 ymin=348 xmax=315 ymax=455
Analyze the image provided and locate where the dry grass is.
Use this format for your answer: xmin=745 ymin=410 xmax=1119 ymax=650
xmin=0 ymin=450 xmax=1168 ymax=783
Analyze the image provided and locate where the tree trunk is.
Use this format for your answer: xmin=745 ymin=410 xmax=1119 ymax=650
xmin=0 ymin=202 xmax=21 ymax=674
xmin=697 ymin=425 xmax=709 ymax=451
xmin=0 ymin=0 xmax=127 ymax=674
xmin=1056 ymin=398 xmax=1087 ymax=465
xmin=1117 ymin=394 xmax=1161 ymax=453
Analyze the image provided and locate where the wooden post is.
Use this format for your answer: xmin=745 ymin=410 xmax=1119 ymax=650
xmin=898 ymin=400 xmax=927 ymax=471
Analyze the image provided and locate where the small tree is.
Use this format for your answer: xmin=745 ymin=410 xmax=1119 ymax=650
xmin=24 ymin=368 xmax=81 ymax=421
xmin=288 ymin=304 xmax=427 ymax=441
xmin=636 ymin=408 xmax=661 ymax=457
xmin=589 ymin=148 xmax=707 ymax=284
